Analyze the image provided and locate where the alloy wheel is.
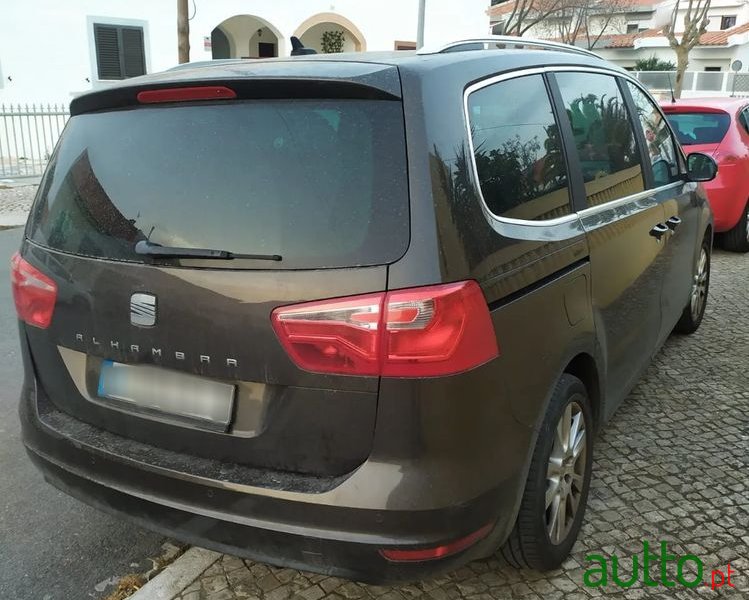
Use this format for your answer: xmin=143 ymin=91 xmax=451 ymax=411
xmin=545 ymin=401 xmax=587 ymax=545
xmin=690 ymin=247 xmax=708 ymax=321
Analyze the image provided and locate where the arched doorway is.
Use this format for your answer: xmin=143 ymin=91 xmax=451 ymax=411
xmin=211 ymin=15 xmax=283 ymax=59
xmin=211 ymin=27 xmax=230 ymax=59
xmin=293 ymin=13 xmax=366 ymax=54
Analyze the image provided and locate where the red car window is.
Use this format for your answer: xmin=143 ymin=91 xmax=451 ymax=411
xmin=665 ymin=112 xmax=730 ymax=145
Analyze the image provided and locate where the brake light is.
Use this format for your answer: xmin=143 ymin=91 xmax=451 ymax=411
xmin=271 ymin=281 xmax=498 ymax=377
xmin=11 ymin=253 xmax=57 ymax=329
xmin=136 ymin=86 xmax=237 ymax=104
xmin=379 ymin=522 xmax=494 ymax=562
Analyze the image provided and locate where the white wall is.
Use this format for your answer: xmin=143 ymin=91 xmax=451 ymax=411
xmin=597 ymin=44 xmax=737 ymax=71
xmin=0 ymin=0 xmax=491 ymax=105
xmin=1 ymin=0 xmax=175 ymax=104
xmin=525 ymin=14 xmax=635 ymax=40
xmin=299 ymin=23 xmax=358 ymax=54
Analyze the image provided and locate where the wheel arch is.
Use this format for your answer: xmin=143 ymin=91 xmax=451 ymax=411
xmin=563 ymin=352 xmax=602 ymax=431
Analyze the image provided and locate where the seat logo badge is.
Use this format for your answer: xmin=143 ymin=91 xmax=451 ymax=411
xmin=130 ymin=293 xmax=157 ymax=327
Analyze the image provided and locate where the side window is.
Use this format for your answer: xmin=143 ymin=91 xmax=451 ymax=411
xmin=555 ymin=72 xmax=644 ymax=208
xmin=468 ymin=75 xmax=571 ymax=221
xmin=626 ymin=81 xmax=680 ymax=187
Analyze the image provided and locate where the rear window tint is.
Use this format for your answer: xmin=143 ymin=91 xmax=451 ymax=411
xmin=665 ymin=112 xmax=730 ymax=145
xmin=28 ymin=100 xmax=409 ymax=269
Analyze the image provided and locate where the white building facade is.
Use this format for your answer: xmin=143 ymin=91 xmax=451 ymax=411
xmin=0 ymin=0 xmax=491 ymax=104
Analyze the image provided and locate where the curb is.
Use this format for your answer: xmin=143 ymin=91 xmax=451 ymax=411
xmin=130 ymin=547 xmax=222 ymax=600
xmin=0 ymin=214 xmax=28 ymax=228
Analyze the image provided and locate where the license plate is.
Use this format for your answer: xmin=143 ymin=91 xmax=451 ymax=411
xmin=98 ymin=360 xmax=235 ymax=430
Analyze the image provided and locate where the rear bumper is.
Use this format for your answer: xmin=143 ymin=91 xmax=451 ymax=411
xmin=20 ymin=378 xmax=521 ymax=583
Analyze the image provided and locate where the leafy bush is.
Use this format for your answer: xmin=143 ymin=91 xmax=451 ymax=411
xmin=635 ymin=56 xmax=676 ymax=71
xmin=321 ymin=30 xmax=345 ymax=53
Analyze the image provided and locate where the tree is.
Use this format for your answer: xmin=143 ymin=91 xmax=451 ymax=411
xmin=553 ymin=0 xmax=634 ymax=49
xmin=664 ymin=0 xmax=711 ymax=98
xmin=177 ymin=0 xmax=190 ymax=64
xmin=634 ymin=55 xmax=677 ymax=71
xmin=501 ymin=0 xmax=632 ymax=47
xmin=502 ymin=0 xmax=571 ymax=36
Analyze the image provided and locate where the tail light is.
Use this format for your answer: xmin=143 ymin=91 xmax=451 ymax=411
xmin=137 ymin=86 xmax=237 ymax=104
xmin=11 ymin=253 xmax=57 ymax=329
xmin=271 ymin=281 xmax=498 ymax=377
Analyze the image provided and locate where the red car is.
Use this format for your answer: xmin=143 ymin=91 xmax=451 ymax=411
xmin=662 ymin=97 xmax=749 ymax=252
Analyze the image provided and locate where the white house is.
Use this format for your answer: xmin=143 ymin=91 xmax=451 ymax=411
xmin=0 ymin=0 xmax=491 ymax=104
xmin=489 ymin=0 xmax=749 ymax=74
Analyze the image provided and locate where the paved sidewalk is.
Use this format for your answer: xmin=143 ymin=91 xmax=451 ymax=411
xmin=171 ymin=249 xmax=749 ymax=599
xmin=0 ymin=183 xmax=37 ymax=227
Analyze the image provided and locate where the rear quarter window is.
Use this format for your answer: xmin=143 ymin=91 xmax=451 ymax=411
xmin=467 ymin=74 xmax=571 ymax=221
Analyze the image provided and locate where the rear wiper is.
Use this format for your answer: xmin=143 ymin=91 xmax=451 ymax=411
xmin=135 ymin=240 xmax=282 ymax=261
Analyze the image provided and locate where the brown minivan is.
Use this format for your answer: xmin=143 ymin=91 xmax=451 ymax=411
xmin=14 ymin=37 xmax=716 ymax=582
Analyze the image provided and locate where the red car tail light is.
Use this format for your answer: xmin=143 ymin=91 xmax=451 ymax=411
xmin=136 ymin=86 xmax=237 ymax=104
xmin=379 ymin=522 xmax=494 ymax=562
xmin=271 ymin=281 xmax=498 ymax=377
xmin=11 ymin=252 xmax=58 ymax=329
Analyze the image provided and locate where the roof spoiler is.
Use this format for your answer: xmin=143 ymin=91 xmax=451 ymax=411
xmin=290 ymin=36 xmax=317 ymax=56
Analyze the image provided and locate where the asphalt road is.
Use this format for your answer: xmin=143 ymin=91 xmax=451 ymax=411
xmin=0 ymin=227 xmax=167 ymax=600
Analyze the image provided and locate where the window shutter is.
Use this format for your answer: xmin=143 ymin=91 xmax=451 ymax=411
xmin=95 ymin=25 xmax=122 ymax=79
xmin=121 ymin=28 xmax=146 ymax=78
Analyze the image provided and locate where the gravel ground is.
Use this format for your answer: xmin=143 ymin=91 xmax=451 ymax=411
xmin=0 ymin=184 xmax=37 ymax=227
xmin=175 ymin=248 xmax=749 ymax=599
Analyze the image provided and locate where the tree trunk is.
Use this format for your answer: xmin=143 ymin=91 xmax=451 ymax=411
xmin=674 ymin=47 xmax=689 ymax=99
xmin=177 ymin=0 xmax=190 ymax=64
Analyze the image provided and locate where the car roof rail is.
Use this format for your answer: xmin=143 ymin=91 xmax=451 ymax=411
xmin=417 ymin=36 xmax=600 ymax=59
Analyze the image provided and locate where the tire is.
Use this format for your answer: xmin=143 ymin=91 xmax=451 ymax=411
xmin=674 ymin=236 xmax=710 ymax=335
xmin=723 ymin=200 xmax=749 ymax=253
xmin=500 ymin=374 xmax=593 ymax=571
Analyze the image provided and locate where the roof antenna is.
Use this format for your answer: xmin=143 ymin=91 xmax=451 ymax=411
xmin=290 ymin=36 xmax=317 ymax=56
xmin=666 ymin=72 xmax=676 ymax=103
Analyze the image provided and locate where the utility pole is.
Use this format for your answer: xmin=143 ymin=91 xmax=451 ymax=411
xmin=177 ymin=0 xmax=190 ymax=64
xmin=417 ymin=0 xmax=426 ymax=49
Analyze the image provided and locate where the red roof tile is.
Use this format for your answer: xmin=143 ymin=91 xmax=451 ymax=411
xmin=697 ymin=22 xmax=749 ymax=45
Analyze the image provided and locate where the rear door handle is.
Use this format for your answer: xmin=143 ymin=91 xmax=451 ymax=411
xmin=666 ymin=216 xmax=682 ymax=231
xmin=650 ymin=223 xmax=670 ymax=240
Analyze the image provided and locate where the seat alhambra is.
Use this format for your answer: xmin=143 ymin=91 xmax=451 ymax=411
xmin=14 ymin=37 xmax=716 ymax=582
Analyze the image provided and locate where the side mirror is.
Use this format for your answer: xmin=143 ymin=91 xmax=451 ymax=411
xmin=686 ymin=152 xmax=718 ymax=182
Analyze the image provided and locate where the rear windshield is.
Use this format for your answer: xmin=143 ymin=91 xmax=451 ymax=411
xmin=28 ymin=99 xmax=409 ymax=269
xmin=665 ymin=111 xmax=730 ymax=145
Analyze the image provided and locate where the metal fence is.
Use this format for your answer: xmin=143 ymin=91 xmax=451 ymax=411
xmin=631 ymin=70 xmax=749 ymax=97
xmin=0 ymin=103 xmax=69 ymax=179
